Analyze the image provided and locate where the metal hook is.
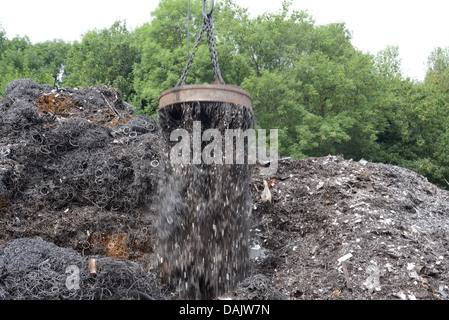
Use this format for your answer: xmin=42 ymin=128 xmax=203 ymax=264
xmin=202 ymin=0 xmax=214 ymax=17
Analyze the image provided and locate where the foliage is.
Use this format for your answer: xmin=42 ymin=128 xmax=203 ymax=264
xmin=63 ymin=21 xmax=138 ymax=101
xmin=0 ymin=23 xmax=6 ymax=55
xmin=0 ymin=34 xmax=70 ymax=93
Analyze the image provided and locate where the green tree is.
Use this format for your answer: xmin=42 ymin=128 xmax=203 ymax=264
xmin=33 ymin=40 xmax=71 ymax=87
xmin=425 ymin=46 xmax=449 ymax=95
xmin=375 ymin=45 xmax=402 ymax=80
xmin=373 ymin=45 xmax=449 ymax=188
xmin=0 ymin=35 xmax=61 ymax=93
xmin=0 ymin=23 xmax=7 ymax=56
xmin=240 ymin=2 xmax=384 ymax=161
xmin=234 ymin=1 xmax=316 ymax=76
xmin=63 ymin=20 xmax=138 ymax=100
xmin=420 ymin=46 xmax=449 ymax=187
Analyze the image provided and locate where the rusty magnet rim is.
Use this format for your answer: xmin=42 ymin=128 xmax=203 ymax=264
xmin=158 ymin=84 xmax=252 ymax=110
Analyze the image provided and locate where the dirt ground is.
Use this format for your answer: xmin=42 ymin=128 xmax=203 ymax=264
xmin=1 ymin=79 xmax=448 ymax=300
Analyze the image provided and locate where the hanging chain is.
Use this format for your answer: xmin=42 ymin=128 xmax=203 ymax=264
xmin=177 ymin=0 xmax=224 ymax=86
xmin=176 ymin=23 xmax=206 ymax=87
xmin=205 ymin=13 xmax=224 ymax=84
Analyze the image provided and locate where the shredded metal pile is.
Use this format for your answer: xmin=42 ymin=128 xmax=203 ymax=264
xmin=247 ymin=156 xmax=449 ymax=300
xmin=0 ymin=79 xmax=158 ymax=212
xmin=0 ymin=238 xmax=162 ymax=300
xmin=0 ymin=79 xmax=160 ymax=262
xmin=1 ymin=79 xmax=449 ymax=300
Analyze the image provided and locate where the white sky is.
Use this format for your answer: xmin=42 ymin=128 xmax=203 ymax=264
xmin=1 ymin=0 xmax=448 ymax=81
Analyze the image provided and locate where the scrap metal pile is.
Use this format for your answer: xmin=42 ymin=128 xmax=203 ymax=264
xmin=0 ymin=79 xmax=159 ymax=213
xmin=245 ymin=156 xmax=449 ymax=300
xmin=0 ymin=238 xmax=162 ymax=300
xmin=1 ymin=79 xmax=449 ymax=300
xmin=0 ymin=79 xmax=162 ymax=299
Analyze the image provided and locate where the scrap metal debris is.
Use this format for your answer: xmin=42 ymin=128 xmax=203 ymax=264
xmin=0 ymin=238 xmax=162 ymax=300
xmin=0 ymin=79 xmax=160 ymax=262
xmin=1 ymin=80 xmax=449 ymax=300
xmin=247 ymin=155 xmax=449 ymax=300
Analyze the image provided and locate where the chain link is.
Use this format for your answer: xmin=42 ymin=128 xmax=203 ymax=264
xmin=205 ymin=14 xmax=224 ymax=84
xmin=176 ymin=23 xmax=206 ymax=87
xmin=177 ymin=1 xmax=224 ymax=86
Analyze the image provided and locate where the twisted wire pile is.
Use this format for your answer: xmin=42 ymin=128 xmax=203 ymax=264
xmin=0 ymin=238 xmax=163 ymax=300
xmin=0 ymin=79 xmax=161 ymax=264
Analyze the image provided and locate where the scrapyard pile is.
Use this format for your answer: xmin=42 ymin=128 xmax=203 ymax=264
xmin=246 ymin=156 xmax=449 ymax=300
xmin=1 ymin=79 xmax=448 ymax=300
xmin=0 ymin=79 xmax=163 ymax=299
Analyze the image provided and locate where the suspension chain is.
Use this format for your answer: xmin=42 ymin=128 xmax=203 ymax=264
xmin=205 ymin=13 xmax=224 ymax=84
xmin=177 ymin=0 xmax=224 ymax=86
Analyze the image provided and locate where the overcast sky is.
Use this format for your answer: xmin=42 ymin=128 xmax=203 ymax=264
xmin=1 ymin=0 xmax=448 ymax=81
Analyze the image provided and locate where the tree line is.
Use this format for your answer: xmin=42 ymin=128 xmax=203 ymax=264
xmin=1 ymin=0 xmax=449 ymax=189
